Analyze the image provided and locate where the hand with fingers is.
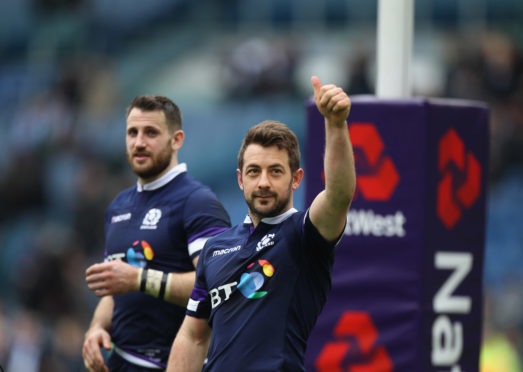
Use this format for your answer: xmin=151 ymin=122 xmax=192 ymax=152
xmin=311 ymin=75 xmax=351 ymax=127
xmin=86 ymin=259 xmax=140 ymax=297
xmin=82 ymin=326 xmax=112 ymax=372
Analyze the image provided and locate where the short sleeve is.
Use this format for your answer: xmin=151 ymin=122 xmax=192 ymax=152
xmin=302 ymin=210 xmax=343 ymax=255
xmin=183 ymin=187 xmax=231 ymax=259
xmin=186 ymin=252 xmax=211 ymax=319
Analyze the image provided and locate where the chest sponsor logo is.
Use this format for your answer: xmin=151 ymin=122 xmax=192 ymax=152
xmin=209 ymin=260 xmax=275 ymax=308
xmin=256 ymin=233 xmax=276 ymax=251
xmin=213 ymin=245 xmax=241 ymax=257
xmin=111 ymin=212 xmax=131 ymax=223
xmin=106 ymin=240 xmax=154 ymax=268
xmin=140 ymin=208 xmax=162 ymax=230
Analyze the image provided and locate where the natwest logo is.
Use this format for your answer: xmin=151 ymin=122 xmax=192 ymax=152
xmin=437 ymin=129 xmax=481 ymax=229
xmin=350 ymin=123 xmax=399 ymax=201
xmin=315 ymin=311 xmax=393 ymax=372
xmin=345 ymin=209 xmax=406 ymax=238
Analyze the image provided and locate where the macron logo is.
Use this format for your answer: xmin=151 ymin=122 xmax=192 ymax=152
xmin=213 ymin=245 xmax=241 ymax=257
xmin=345 ymin=209 xmax=406 ymax=238
xmin=111 ymin=213 xmax=131 ymax=223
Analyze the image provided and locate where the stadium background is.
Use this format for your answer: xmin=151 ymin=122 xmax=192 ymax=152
xmin=0 ymin=0 xmax=522 ymax=370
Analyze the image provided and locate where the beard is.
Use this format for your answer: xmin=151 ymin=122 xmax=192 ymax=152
xmin=127 ymin=141 xmax=173 ymax=181
xmin=245 ymin=182 xmax=292 ymax=220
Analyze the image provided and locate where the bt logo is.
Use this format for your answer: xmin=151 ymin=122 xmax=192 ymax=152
xmin=209 ymin=260 xmax=275 ymax=308
xmin=437 ymin=128 xmax=481 ymax=229
xmin=105 ymin=240 xmax=154 ymax=266
xmin=238 ymin=260 xmax=275 ymax=299
xmin=127 ymin=240 xmax=154 ymax=268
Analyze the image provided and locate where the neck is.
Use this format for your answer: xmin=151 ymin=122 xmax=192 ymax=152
xmin=248 ymin=205 xmax=294 ymax=229
xmin=249 ymin=212 xmax=261 ymax=229
xmin=138 ymin=158 xmax=178 ymax=186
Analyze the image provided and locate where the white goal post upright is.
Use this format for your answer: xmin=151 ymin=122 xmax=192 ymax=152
xmin=376 ymin=0 xmax=415 ymax=98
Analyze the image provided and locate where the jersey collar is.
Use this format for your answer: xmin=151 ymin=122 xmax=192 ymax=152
xmin=137 ymin=163 xmax=187 ymax=192
xmin=243 ymin=208 xmax=298 ymax=225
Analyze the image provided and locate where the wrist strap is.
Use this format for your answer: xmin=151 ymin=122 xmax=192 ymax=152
xmin=159 ymin=272 xmax=168 ymax=300
xmin=144 ymin=269 xmax=163 ymax=298
xmin=139 ymin=268 xmax=170 ymax=300
xmin=140 ymin=268 xmax=148 ymax=292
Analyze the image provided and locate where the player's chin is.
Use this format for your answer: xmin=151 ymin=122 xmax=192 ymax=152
xmin=131 ymin=164 xmax=153 ymax=175
xmin=255 ymin=198 xmax=273 ymax=209
xmin=255 ymin=202 xmax=278 ymax=216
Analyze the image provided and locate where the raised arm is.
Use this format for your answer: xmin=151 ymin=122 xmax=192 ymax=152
xmin=309 ymin=76 xmax=356 ymax=242
xmin=85 ymin=258 xmax=198 ymax=307
xmin=166 ymin=315 xmax=212 ymax=372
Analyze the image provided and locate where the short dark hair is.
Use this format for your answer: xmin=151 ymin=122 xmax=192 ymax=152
xmin=238 ymin=120 xmax=301 ymax=173
xmin=126 ymin=95 xmax=182 ymax=132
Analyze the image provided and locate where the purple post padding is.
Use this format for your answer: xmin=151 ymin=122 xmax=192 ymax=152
xmin=304 ymin=97 xmax=488 ymax=372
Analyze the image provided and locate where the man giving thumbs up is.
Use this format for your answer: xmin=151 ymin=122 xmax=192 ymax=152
xmin=166 ymin=77 xmax=356 ymax=372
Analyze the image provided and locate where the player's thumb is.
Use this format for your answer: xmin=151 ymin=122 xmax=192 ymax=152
xmin=102 ymin=335 xmax=112 ymax=350
xmin=311 ymin=76 xmax=322 ymax=96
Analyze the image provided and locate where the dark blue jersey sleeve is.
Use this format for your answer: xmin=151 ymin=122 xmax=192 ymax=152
xmin=302 ymin=210 xmax=342 ymax=252
xmin=182 ymin=187 xmax=231 ymax=259
xmin=186 ymin=248 xmax=211 ymax=319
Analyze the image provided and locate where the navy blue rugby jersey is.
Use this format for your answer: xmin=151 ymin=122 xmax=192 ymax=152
xmin=187 ymin=208 xmax=340 ymax=372
xmin=104 ymin=163 xmax=230 ymax=366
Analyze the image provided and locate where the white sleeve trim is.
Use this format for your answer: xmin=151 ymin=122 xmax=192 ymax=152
xmin=188 ymin=237 xmax=210 ymax=256
xmin=187 ymin=298 xmax=199 ymax=312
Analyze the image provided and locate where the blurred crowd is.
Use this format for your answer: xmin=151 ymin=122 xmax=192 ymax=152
xmin=0 ymin=0 xmax=522 ymax=371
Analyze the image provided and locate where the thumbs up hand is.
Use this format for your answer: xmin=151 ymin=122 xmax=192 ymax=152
xmin=312 ymin=76 xmax=351 ymax=127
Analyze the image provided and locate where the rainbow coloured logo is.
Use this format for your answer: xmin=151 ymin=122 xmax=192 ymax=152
xmin=126 ymin=240 xmax=154 ymax=268
xmin=237 ymin=260 xmax=275 ymax=299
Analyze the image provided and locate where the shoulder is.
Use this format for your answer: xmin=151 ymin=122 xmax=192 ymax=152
xmin=181 ymin=178 xmax=226 ymax=213
xmin=279 ymin=210 xmax=321 ymax=241
xmin=170 ymin=173 xmax=218 ymax=201
xmin=208 ymin=223 xmax=241 ymax=241
xmin=291 ymin=210 xmax=307 ymax=223
xmin=283 ymin=210 xmax=308 ymax=231
xmin=186 ymin=176 xmax=218 ymax=198
xmin=201 ymin=223 xmax=241 ymax=251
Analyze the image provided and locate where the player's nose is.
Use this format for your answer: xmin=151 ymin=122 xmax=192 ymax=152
xmin=258 ymin=170 xmax=270 ymax=188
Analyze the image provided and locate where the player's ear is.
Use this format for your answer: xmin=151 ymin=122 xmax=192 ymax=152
xmin=291 ymin=168 xmax=304 ymax=191
xmin=237 ymin=169 xmax=244 ymax=190
xmin=172 ymin=130 xmax=184 ymax=150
